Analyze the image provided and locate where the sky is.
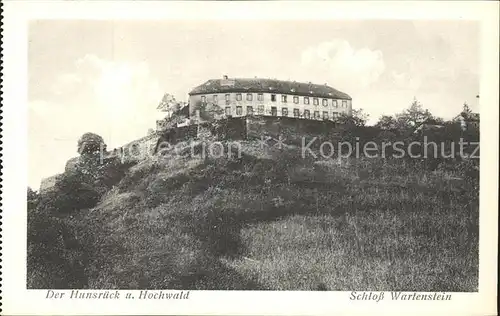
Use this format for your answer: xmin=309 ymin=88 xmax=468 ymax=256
xmin=28 ymin=20 xmax=479 ymax=189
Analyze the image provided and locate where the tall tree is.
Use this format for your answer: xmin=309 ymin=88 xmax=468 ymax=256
xmin=157 ymin=93 xmax=182 ymax=115
xmin=461 ymin=102 xmax=472 ymax=118
xmin=396 ymin=98 xmax=433 ymax=128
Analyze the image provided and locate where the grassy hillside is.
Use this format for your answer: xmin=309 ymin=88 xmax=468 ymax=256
xmin=28 ymin=139 xmax=479 ymax=291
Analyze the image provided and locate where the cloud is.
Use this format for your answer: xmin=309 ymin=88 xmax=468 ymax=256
xmin=390 ymin=71 xmax=422 ymax=91
xmin=299 ymin=39 xmax=386 ymax=92
xmin=29 ymin=54 xmax=165 ymax=188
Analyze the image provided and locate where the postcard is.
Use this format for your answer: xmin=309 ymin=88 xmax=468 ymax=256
xmin=1 ymin=1 xmax=498 ymax=315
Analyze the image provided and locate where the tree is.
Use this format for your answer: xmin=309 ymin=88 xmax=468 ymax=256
xmin=77 ymin=133 xmax=106 ymax=155
xmin=157 ymin=93 xmax=182 ymax=114
xmin=334 ymin=108 xmax=369 ymax=127
xmin=163 ymin=113 xmax=187 ymax=129
xmin=461 ymin=102 xmax=472 ymax=118
xmin=193 ymin=100 xmax=224 ymax=122
xmin=375 ymin=115 xmax=399 ymax=130
xmin=27 ymin=187 xmax=39 ymax=211
xmin=396 ymin=98 xmax=433 ymax=128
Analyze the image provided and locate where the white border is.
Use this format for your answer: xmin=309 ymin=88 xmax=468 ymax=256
xmin=1 ymin=1 xmax=498 ymax=315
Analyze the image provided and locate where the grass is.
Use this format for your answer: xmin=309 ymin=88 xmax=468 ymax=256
xmin=29 ymin=139 xmax=479 ymax=291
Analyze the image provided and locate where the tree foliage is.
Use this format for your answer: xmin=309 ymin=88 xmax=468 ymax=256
xmin=193 ymin=100 xmax=224 ymax=122
xmin=77 ymin=132 xmax=106 ymax=155
xmin=164 ymin=113 xmax=188 ymax=129
xmin=375 ymin=98 xmax=438 ymax=131
xmin=157 ymin=93 xmax=183 ymax=113
xmin=375 ymin=115 xmax=399 ymax=130
xmin=28 ymin=187 xmax=40 ymax=211
xmin=334 ymin=108 xmax=369 ymax=127
xmin=395 ymin=98 xmax=433 ymax=128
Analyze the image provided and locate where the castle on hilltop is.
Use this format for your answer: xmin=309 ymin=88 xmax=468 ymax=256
xmin=39 ymin=76 xmax=353 ymax=192
xmin=188 ymin=75 xmax=352 ymax=121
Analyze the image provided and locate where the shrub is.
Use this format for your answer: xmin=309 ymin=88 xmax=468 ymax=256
xmin=77 ymin=132 xmax=106 ymax=155
xmin=27 ymin=207 xmax=88 ymax=288
xmin=27 ymin=187 xmax=39 ymax=211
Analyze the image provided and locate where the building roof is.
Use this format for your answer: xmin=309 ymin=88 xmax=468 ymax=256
xmin=188 ymin=77 xmax=352 ymax=100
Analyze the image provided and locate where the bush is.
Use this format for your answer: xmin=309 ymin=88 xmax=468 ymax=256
xmin=78 ymin=132 xmax=106 ymax=155
xmin=27 ymin=187 xmax=39 ymax=211
xmin=27 ymin=207 xmax=88 ymax=288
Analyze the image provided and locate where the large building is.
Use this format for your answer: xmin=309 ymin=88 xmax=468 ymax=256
xmin=188 ymin=76 xmax=352 ymax=121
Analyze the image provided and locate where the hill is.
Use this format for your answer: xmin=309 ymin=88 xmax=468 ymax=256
xmin=27 ymin=137 xmax=479 ymax=291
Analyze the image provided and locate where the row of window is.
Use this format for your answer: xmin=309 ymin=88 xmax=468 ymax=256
xmin=200 ymin=93 xmax=349 ymax=107
xmin=224 ymin=105 xmax=341 ymax=119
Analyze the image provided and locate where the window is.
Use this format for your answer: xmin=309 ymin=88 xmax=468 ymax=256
xmin=293 ymin=108 xmax=300 ymax=118
xmin=225 ymin=94 xmax=230 ymax=105
xmin=236 ymin=93 xmax=242 ymax=101
xmin=246 ymin=93 xmax=253 ymax=101
xmin=313 ymin=98 xmax=319 ymax=105
xmin=322 ymin=99 xmax=328 ymax=106
xmin=213 ymin=95 xmax=218 ymax=104
xmin=201 ymin=96 xmax=206 ymax=103
xmin=342 ymin=100 xmax=348 ymax=108
xmin=271 ymin=94 xmax=277 ymax=102
xmin=236 ymin=106 xmax=243 ymax=116
xmin=314 ymin=111 xmax=320 ymax=119
xmin=304 ymin=109 xmax=310 ymax=119
xmin=332 ymin=112 xmax=339 ymax=119
xmin=304 ymin=97 xmax=310 ymax=105
xmin=257 ymin=93 xmax=264 ymax=101
xmin=323 ymin=111 xmax=329 ymax=120
xmin=332 ymin=100 xmax=338 ymax=108
xmin=247 ymin=106 xmax=253 ymax=115
xmin=282 ymin=108 xmax=288 ymax=117
xmin=258 ymin=105 xmax=265 ymax=114
xmin=293 ymin=96 xmax=299 ymax=104
xmin=281 ymin=95 xmax=287 ymax=103
xmin=225 ymin=107 xmax=232 ymax=116
xmin=271 ymin=107 xmax=277 ymax=116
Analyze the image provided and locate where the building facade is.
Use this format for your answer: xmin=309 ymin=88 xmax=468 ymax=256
xmin=188 ymin=76 xmax=352 ymax=122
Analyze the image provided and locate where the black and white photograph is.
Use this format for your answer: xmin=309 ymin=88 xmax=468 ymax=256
xmin=26 ymin=18 xmax=482 ymax=291
xmin=1 ymin=1 xmax=498 ymax=315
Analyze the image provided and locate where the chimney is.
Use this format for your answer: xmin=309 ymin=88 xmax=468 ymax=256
xmin=223 ymin=75 xmax=228 ymax=80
